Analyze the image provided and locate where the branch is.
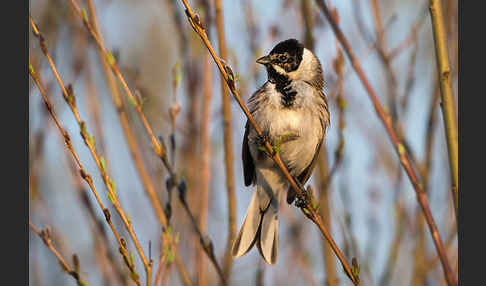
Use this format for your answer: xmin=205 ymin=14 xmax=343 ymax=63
xmin=178 ymin=0 xmax=361 ymax=284
xmin=29 ymin=60 xmax=141 ymax=286
xmin=214 ymin=0 xmax=237 ymax=279
xmin=429 ymin=0 xmax=459 ymax=219
xmin=29 ymin=221 xmax=89 ymax=286
xmin=30 ymin=16 xmax=151 ymax=286
xmin=313 ymin=1 xmax=456 ymax=285
xmin=80 ymin=1 xmax=193 ymax=284
xmin=65 ymin=1 xmax=231 ymax=284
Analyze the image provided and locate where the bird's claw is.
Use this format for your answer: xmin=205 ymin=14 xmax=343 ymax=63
xmin=255 ymin=131 xmax=271 ymax=147
xmin=294 ymin=187 xmax=310 ymax=208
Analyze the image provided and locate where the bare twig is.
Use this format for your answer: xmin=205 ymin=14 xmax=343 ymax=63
xmin=29 ymin=221 xmax=89 ymax=286
xmin=154 ymin=227 xmax=179 ymax=286
xmin=75 ymin=1 xmax=193 ymax=284
xmin=214 ymin=0 xmax=237 ymax=279
xmin=429 ymin=0 xmax=459 ymax=219
xmin=67 ymin=1 xmax=228 ymax=284
xmin=197 ymin=53 xmax=214 ymax=286
xmin=178 ymin=0 xmax=361 ymax=284
xmin=30 ymin=16 xmax=152 ymax=286
xmin=29 ymin=61 xmax=141 ymax=286
xmin=313 ymin=1 xmax=456 ymax=285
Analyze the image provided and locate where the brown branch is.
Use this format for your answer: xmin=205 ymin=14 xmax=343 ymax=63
xmin=196 ymin=52 xmax=213 ymax=286
xmin=154 ymin=228 xmax=179 ymax=286
xmin=313 ymin=1 xmax=456 ymax=285
xmin=29 ymin=221 xmax=89 ymax=286
xmin=67 ymin=0 xmax=228 ymax=283
xmin=29 ymin=61 xmax=141 ymax=286
xmin=178 ymin=0 xmax=361 ymax=284
xmin=176 ymin=186 xmax=228 ymax=286
xmin=429 ymin=0 xmax=459 ymax=220
xmin=65 ymin=150 xmax=128 ymax=285
xmin=304 ymin=2 xmax=340 ymax=285
xmin=214 ymin=0 xmax=237 ymax=279
xmin=78 ymin=1 xmax=193 ymax=284
xmin=30 ymin=16 xmax=151 ymax=286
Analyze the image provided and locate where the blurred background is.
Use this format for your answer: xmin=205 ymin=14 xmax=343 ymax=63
xmin=29 ymin=0 xmax=458 ymax=285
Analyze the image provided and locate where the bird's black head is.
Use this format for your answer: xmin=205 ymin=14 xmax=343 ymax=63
xmin=256 ymin=39 xmax=304 ymax=73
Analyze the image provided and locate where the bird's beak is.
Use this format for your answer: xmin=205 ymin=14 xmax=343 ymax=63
xmin=256 ymin=55 xmax=271 ymax=65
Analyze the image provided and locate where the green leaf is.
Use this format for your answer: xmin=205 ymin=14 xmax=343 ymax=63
xmin=29 ymin=63 xmax=35 ymax=75
xmin=109 ymin=179 xmax=116 ymax=195
xmin=100 ymin=157 xmax=106 ymax=173
xmin=107 ymin=192 xmax=115 ymax=204
xmin=81 ymin=8 xmax=89 ymax=23
xmin=128 ymin=95 xmax=138 ymax=107
xmin=77 ymin=280 xmax=89 ymax=286
xmin=303 ymin=207 xmax=311 ymax=216
xmin=166 ymin=250 xmax=175 ymax=264
xmin=397 ymin=143 xmax=406 ymax=156
xmin=89 ymin=135 xmax=95 ymax=148
xmin=106 ymin=51 xmax=115 ymax=66
xmin=337 ymin=96 xmax=347 ymax=110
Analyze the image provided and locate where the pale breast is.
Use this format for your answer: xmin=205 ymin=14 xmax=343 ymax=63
xmin=248 ymin=82 xmax=324 ymax=176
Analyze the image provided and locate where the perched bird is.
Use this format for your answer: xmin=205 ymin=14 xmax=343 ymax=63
xmin=231 ymin=39 xmax=330 ymax=264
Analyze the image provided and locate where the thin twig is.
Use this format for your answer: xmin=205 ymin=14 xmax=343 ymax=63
xmin=80 ymin=1 xmax=193 ymax=284
xmin=178 ymin=0 xmax=361 ymax=284
xmin=197 ymin=53 xmax=214 ymax=286
xmin=214 ymin=0 xmax=237 ymax=280
xmin=29 ymin=61 xmax=141 ymax=286
xmin=29 ymin=221 xmax=89 ymax=286
xmin=67 ymin=1 xmax=227 ymax=283
xmin=429 ymin=0 xmax=459 ymax=220
xmin=30 ymin=16 xmax=152 ymax=286
xmin=313 ymin=1 xmax=456 ymax=285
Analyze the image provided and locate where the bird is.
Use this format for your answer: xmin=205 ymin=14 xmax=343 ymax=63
xmin=231 ymin=38 xmax=330 ymax=264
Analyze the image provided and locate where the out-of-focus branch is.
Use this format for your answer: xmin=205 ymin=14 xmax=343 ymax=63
xmin=306 ymin=3 xmax=342 ymax=285
xmin=29 ymin=61 xmax=141 ymax=286
xmin=178 ymin=0 xmax=361 ymax=285
xmin=29 ymin=221 xmax=89 ymax=286
xmin=316 ymin=154 xmax=338 ymax=286
xmin=313 ymin=1 xmax=456 ymax=285
xmin=301 ymin=0 xmax=315 ymax=51
xmin=411 ymin=83 xmax=440 ymax=285
xmin=378 ymin=199 xmax=407 ymax=286
xmin=154 ymin=227 xmax=179 ymax=286
xmin=68 ymin=0 xmax=227 ymax=283
xmin=197 ymin=53 xmax=214 ymax=286
xmin=65 ymin=151 xmax=128 ymax=285
xmin=429 ymin=0 xmax=459 ymax=219
xmin=214 ymin=0 xmax=237 ymax=279
xmin=73 ymin=1 xmax=193 ymax=285
xmin=30 ymin=16 xmax=152 ymax=285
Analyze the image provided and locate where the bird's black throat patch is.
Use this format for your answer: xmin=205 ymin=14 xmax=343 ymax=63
xmin=267 ymin=65 xmax=297 ymax=108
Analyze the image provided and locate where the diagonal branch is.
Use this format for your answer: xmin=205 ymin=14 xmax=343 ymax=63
xmin=29 ymin=221 xmax=89 ymax=286
xmin=30 ymin=16 xmax=152 ymax=286
xmin=178 ymin=0 xmax=361 ymax=285
xmin=313 ymin=0 xmax=456 ymax=285
xmin=65 ymin=1 xmax=226 ymax=285
xmin=29 ymin=61 xmax=141 ymax=286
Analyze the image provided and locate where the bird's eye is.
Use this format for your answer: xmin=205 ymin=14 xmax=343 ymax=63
xmin=279 ymin=55 xmax=287 ymax=62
